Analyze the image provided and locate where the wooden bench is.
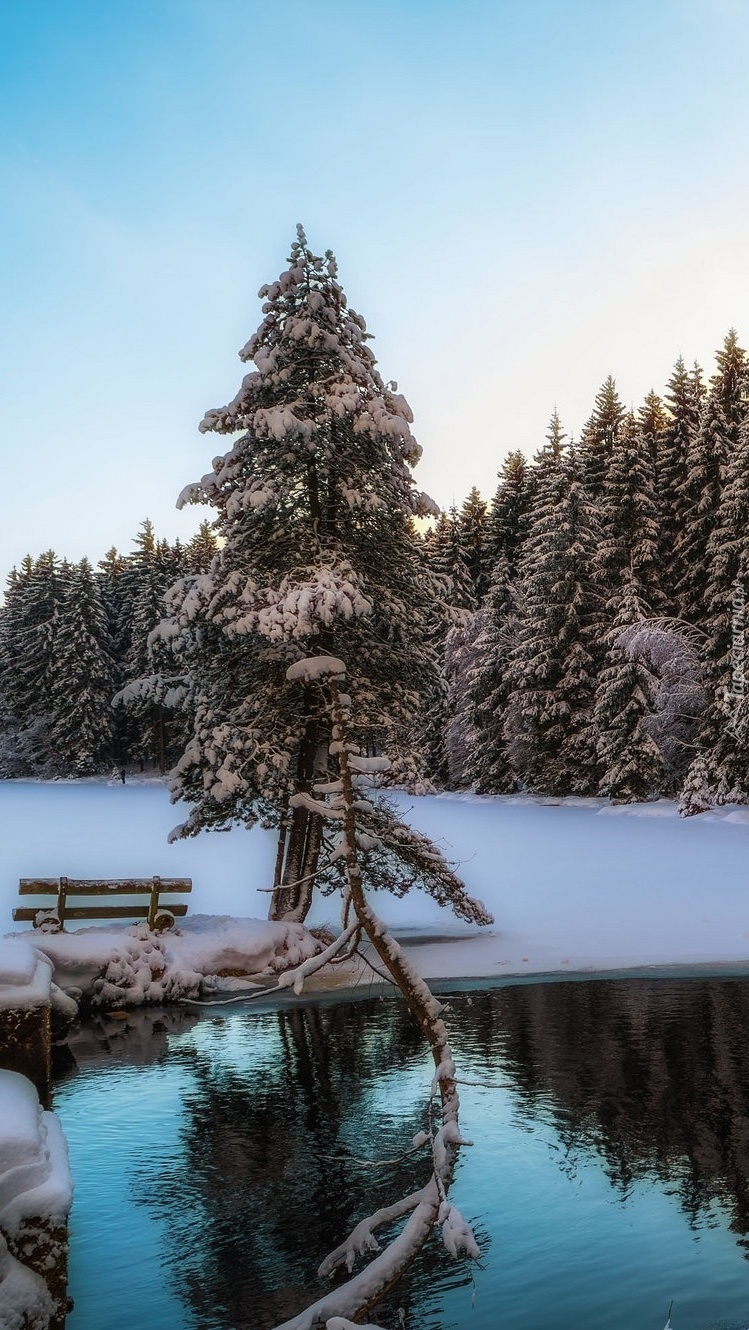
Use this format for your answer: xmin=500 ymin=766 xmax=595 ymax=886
xmin=12 ymin=877 xmax=192 ymax=932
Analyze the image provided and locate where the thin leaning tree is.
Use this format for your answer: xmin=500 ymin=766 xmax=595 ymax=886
xmin=261 ymin=653 xmax=490 ymax=1330
xmin=157 ymin=226 xmax=442 ymax=921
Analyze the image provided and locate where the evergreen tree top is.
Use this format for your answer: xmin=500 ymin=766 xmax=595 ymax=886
xmin=180 ymin=230 xmax=436 ymax=530
xmin=581 ymin=376 xmax=625 ymax=447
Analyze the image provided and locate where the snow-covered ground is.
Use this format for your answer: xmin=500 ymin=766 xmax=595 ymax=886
xmin=0 ymin=1069 xmax=73 ymax=1329
xmin=2 ymin=778 xmax=749 ymax=988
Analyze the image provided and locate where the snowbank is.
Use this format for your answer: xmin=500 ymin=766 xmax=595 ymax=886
xmin=0 ymin=1070 xmax=73 ymax=1330
xmin=0 ymin=1073 xmax=72 ymax=1233
xmin=0 ymin=942 xmax=51 ymax=1012
xmin=2 ymin=916 xmax=322 ymax=1009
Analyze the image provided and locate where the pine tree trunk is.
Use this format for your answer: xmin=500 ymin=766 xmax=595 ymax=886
xmin=268 ymin=695 xmax=325 ymax=921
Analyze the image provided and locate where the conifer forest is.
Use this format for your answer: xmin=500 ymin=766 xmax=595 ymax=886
xmin=2 ymin=230 xmax=747 ymax=824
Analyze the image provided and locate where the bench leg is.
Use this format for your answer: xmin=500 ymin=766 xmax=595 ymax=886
xmin=148 ymin=877 xmax=161 ymax=930
xmin=56 ymin=878 xmax=68 ymax=931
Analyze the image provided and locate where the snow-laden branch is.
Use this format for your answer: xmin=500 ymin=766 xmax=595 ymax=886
xmin=325 ymin=1319 xmax=389 ymax=1330
xmin=318 ymin=1187 xmax=430 ymax=1277
xmin=183 ymin=919 xmax=359 ymax=1007
xmin=273 ymin=1188 xmax=440 ymax=1330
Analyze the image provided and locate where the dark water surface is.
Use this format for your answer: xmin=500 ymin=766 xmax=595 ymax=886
xmin=53 ymin=977 xmax=749 ymax=1330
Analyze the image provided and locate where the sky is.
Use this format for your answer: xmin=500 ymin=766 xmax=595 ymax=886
xmin=2 ymin=0 xmax=749 ymax=586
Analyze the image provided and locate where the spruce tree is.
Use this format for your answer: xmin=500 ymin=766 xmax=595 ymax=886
xmin=658 ymin=358 xmax=704 ymax=610
xmin=1 ymin=552 xmax=67 ymax=771
xmin=97 ymin=546 xmax=131 ymax=763
xmin=443 ymin=611 xmax=484 ymax=786
xmin=458 ymin=486 xmax=489 ymax=601
xmin=185 ymin=520 xmax=219 ymax=574
xmin=675 ymin=330 xmax=747 ymax=625
xmin=578 ymin=375 xmax=626 ymax=503
xmin=49 ymin=559 xmax=116 ymax=774
xmin=425 ymin=509 xmax=476 ymax=613
xmin=594 ymin=573 xmax=664 ymax=801
xmin=0 ymin=559 xmax=37 ymax=773
xmin=596 ymin=411 xmax=665 ymax=615
xmin=505 ymin=447 xmax=601 ymax=794
xmin=485 ymin=449 xmax=531 ymax=576
xmin=532 ymin=409 xmax=567 ymax=485
xmin=638 ymin=389 xmax=668 ymax=478
xmin=696 ymin=406 xmax=749 ymax=802
xmin=419 ymin=510 xmax=475 ymax=786
xmin=466 ymin=552 xmax=517 ymax=792
xmin=118 ymin=521 xmax=185 ymax=769
xmin=161 ymin=227 xmax=440 ymax=920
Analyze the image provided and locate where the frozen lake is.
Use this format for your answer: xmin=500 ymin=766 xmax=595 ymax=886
xmin=4 ymin=778 xmax=749 ymax=979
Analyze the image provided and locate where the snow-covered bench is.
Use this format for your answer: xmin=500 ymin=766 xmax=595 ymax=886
xmin=13 ymin=876 xmax=192 ymax=932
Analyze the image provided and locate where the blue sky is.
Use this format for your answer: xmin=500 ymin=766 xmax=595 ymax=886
xmin=2 ymin=0 xmax=749 ymax=584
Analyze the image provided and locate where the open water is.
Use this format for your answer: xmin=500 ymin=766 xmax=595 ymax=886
xmin=53 ymin=976 xmax=749 ymax=1330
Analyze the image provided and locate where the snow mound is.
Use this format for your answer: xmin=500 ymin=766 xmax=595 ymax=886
xmin=0 ymin=1073 xmax=72 ymax=1235
xmin=4 ymin=916 xmax=322 ymax=1009
xmin=0 ymin=1071 xmax=73 ymax=1330
xmin=0 ymin=942 xmax=52 ymax=1012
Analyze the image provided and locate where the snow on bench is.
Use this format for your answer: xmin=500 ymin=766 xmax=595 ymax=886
xmin=13 ymin=876 xmax=192 ymax=932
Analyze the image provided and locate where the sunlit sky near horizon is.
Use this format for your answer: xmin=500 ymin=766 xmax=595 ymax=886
xmin=2 ymin=0 xmax=749 ymax=586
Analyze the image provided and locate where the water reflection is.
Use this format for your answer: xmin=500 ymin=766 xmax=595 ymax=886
xmin=449 ymin=978 xmax=749 ymax=1242
xmin=130 ymin=998 xmax=470 ymax=1329
xmin=55 ymin=977 xmax=749 ymax=1330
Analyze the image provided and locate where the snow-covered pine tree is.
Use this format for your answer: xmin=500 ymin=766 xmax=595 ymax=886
xmin=675 ymin=330 xmax=747 ymax=626
xmin=184 ymin=519 xmax=219 ymax=574
xmin=463 ymin=415 xmax=567 ymax=793
xmin=505 ymin=443 xmax=601 ymax=794
xmin=695 ymin=402 xmax=749 ymax=803
xmin=442 ymin=609 xmax=485 ymax=787
xmin=465 ymin=551 xmax=517 ymax=792
xmin=657 ymin=358 xmax=704 ymax=611
xmin=97 ymin=547 xmax=128 ymax=654
xmin=615 ymin=617 xmax=707 ymax=794
xmin=578 ymin=375 xmax=625 ymax=503
xmin=595 ymin=410 xmax=665 ymax=617
xmin=125 ymin=594 xmax=166 ymax=768
xmin=638 ymin=389 xmax=668 ymax=478
xmin=0 ymin=551 xmax=68 ymax=772
xmin=419 ymin=508 xmax=477 ymax=786
xmin=119 ymin=521 xmax=187 ymax=770
xmin=48 ymin=559 xmax=116 ymax=774
xmin=531 ymin=408 xmax=567 ymax=485
xmin=484 ymin=448 xmax=532 ymax=577
xmin=679 ymin=751 xmax=714 ymax=817
xmin=425 ymin=509 xmax=476 ymax=613
xmin=0 ymin=559 xmax=37 ymax=774
xmin=97 ymin=546 xmax=131 ymax=763
xmin=458 ymin=485 xmax=489 ymax=601
xmin=161 ymin=227 xmax=440 ymax=920
xmin=0 ymin=679 xmax=27 ymax=777
xmin=593 ymin=572 xmax=664 ymax=802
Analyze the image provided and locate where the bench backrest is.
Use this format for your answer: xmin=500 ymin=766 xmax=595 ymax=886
xmin=13 ymin=877 xmax=192 ymax=930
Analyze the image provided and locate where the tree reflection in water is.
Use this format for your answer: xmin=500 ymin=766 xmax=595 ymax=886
xmin=449 ymin=976 xmax=749 ymax=1243
xmin=131 ymin=995 xmax=476 ymax=1329
xmin=124 ymin=977 xmax=749 ymax=1328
